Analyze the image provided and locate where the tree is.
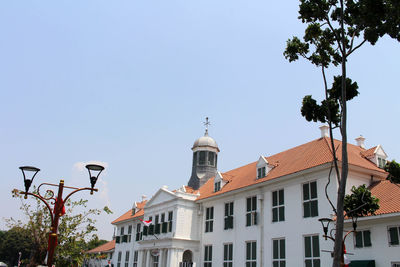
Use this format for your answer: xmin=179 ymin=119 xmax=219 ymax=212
xmin=344 ymin=184 xmax=379 ymax=219
xmin=284 ymin=1 xmax=399 ymax=266
xmin=0 ymin=227 xmax=33 ymax=266
xmin=7 ymin=190 xmax=112 ymax=267
xmin=385 ymin=160 xmax=400 ymax=184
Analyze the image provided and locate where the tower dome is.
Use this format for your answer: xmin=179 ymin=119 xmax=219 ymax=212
xmin=188 ymin=118 xmax=220 ymax=190
xmin=192 ymin=132 xmax=220 ymax=152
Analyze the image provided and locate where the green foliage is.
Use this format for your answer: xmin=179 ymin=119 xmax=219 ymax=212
xmin=300 ymin=76 xmax=358 ymax=127
xmin=284 ymin=0 xmax=399 ymax=127
xmin=7 ymin=189 xmax=111 ymax=266
xmin=344 ymin=185 xmax=379 ymax=218
xmin=385 ymin=160 xmax=400 ymax=184
xmin=0 ymin=227 xmax=33 ymax=266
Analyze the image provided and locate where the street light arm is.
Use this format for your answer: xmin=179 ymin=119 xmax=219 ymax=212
xmin=63 ymin=187 xmax=98 ymax=204
xmin=18 ymin=190 xmax=54 ymax=226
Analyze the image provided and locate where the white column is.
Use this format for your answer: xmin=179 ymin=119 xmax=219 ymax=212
xmin=146 ymin=250 xmax=151 ymax=267
xmin=165 ymin=249 xmax=170 ymax=267
xmin=158 ymin=249 xmax=164 ymax=267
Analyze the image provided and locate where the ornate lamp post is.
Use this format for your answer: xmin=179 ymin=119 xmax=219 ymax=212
xmin=17 ymin=164 xmax=105 ymax=267
xmin=318 ymin=217 xmax=356 ymax=267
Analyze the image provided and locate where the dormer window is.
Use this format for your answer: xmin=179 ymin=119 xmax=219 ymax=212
xmin=214 ymin=181 xmax=221 ymax=192
xmin=256 ymin=156 xmax=273 ymax=179
xmin=257 ymin=167 xmax=266 ymax=179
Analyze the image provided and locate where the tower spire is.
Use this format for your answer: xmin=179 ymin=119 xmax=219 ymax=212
xmin=203 ymin=117 xmax=210 ymax=136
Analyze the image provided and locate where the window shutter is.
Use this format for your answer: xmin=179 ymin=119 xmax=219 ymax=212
xmin=311 ymin=200 xmax=318 ymax=217
xmin=304 ymin=202 xmax=310 ymax=218
xmin=279 ymin=206 xmax=285 ymax=221
xmin=253 ymin=212 xmax=258 ymax=225
xmin=389 ymin=227 xmax=399 ymax=245
xmin=364 ymin=230 xmax=371 ymax=247
xmin=168 ymin=221 xmax=173 ymax=232
xmin=355 ymin=231 xmax=363 ymax=248
xmin=272 ymin=208 xmax=278 ymax=222
xmin=246 ymin=213 xmax=251 ymax=226
xmin=273 ymin=240 xmax=279 ymax=259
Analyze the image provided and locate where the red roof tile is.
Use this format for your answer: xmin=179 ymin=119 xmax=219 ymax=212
xmin=111 ymin=200 xmax=147 ymax=224
xmin=86 ymin=240 xmax=115 ymax=254
xmin=369 ymin=180 xmax=400 ymax=215
xmin=198 ymin=137 xmax=386 ymax=200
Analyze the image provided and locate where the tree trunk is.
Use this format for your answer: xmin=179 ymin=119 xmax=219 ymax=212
xmin=332 ymin=1 xmax=348 ymax=266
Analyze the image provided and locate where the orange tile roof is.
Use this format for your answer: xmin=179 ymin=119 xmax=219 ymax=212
xmin=369 ymin=180 xmax=400 ymax=215
xmin=197 ymin=137 xmax=386 ymax=200
xmin=111 ymin=200 xmax=147 ymax=224
xmin=361 ymin=146 xmax=377 ymax=158
xmin=86 ymin=240 xmax=115 ymax=254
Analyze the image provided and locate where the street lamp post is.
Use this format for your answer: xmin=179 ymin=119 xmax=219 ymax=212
xmin=17 ymin=164 xmax=104 ymax=267
xmin=318 ymin=217 xmax=357 ymax=267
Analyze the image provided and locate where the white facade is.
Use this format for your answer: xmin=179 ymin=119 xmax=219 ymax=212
xmin=110 ymin=131 xmax=399 ymax=267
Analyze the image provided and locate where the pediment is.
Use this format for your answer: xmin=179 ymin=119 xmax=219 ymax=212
xmin=256 ymin=156 xmax=268 ymax=168
xmin=374 ymin=145 xmax=388 ymax=158
xmin=145 ymin=187 xmax=178 ymax=207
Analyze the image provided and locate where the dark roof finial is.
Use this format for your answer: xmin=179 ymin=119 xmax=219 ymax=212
xmin=203 ymin=117 xmax=210 ymax=136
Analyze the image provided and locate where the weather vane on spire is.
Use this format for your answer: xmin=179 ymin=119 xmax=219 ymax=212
xmin=203 ymin=117 xmax=211 ymax=135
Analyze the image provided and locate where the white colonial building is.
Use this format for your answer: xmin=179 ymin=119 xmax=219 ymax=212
xmin=108 ymin=126 xmax=400 ymax=267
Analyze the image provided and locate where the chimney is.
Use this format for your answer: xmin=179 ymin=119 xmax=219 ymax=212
xmin=355 ymin=135 xmax=366 ymax=149
xmin=319 ymin=125 xmax=329 ymax=138
xmin=142 ymin=195 xmax=147 ymax=202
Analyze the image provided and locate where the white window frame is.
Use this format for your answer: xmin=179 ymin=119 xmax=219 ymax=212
xmin=125 ymin=251 xmax=129 ymax=267
xmin=272 ymin=238 xmax=286 ymax=267
xmin=214 ymin=181 xmax=221 ymax=192
xmin=246 ymin=196 xmax=257 ymax=226
xmin=391 ymin=262 xmax=400 ymax=267
xmin=205 ymin=207 xmax=214 ymax=233
xmin=117 ymin=251 xmax=122 ymax=267
xmin=302 ymin=181 xmax=318 ymax=218
xmin=304 ymin=234 xmax=320 ymax=267
xmin=133 ymin=251 xmax=138 ymax=267
xmin=223 ymin=243 xmax=233 ymax=267
xmin=204 ymin=245 xmax=212 ymax=267
xmin=354 ymin=229 xmax=372 ymax=248
xmin=245 ymin=241 xmax=257 ymax=267
xmin=272 ymin=189 xmax=285 ymax=222
xmin=224 ymin=202 xmax=234 ymax=230
xmin=388 ymin=225 xmax=400 ymax=246
xmin=257 ymin=166 xmax=266 ymax=179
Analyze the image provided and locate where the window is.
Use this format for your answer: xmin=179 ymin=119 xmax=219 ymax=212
xmin=388 ymin=226 xmax=400 ymax=246
xmin=116 ymin=236 xmax=121 ymax=243
xmin=257 ymin=167 xmax=266 ymax=179
xmin=153 ymin=255 xmax=159 ymax=267
xmin=128 ymin=225 xmax=132 ymax=242
xmin=214 ymin=181 xmax=221 ymax=192
xmin=224 ymin=202 xmax=234 ymax=230
xmin=303 ymin=181 xmax=318 ymax=218
xmin=168 ymin=211 xmax=173 ymax=232
xmin=199 ymin=151 xmax=206 ymax=165
xmin=378 ymin=157 xmax=387 ymax=168
xmin=273 ymin=238 xmax=285 ymax=267
xmin=155 ymin=215 xmax=160 ymax=234
xmin=392 ymin=262 xmax=400 ymax=267
xmin=223 ymin=243 xmax=233 ymax=267
xmin=161 ymin=213 xmax=168 ymax=233
xmin=117 ymin=251 xmax=122 ymax=267
xmin=204 ymin=245 xmax=212 ymax=267
xmin=246 ymin=196 xmax=257 ymax=226
xmin=246 ymin=241 xmax=257 ymax=267
xmin=133 ymin=251 xmax=138 ymax=267
xmin=136 ymin=223 xmax=142 ymax=241
xmin=272 ymin=189 xmax=285 ymax=222
xmin=120 ymin=226 xmax=125 ymax=235
xmin=205 ymin=207 xmax=214 ymax=232
xmin=355 ymin=230 xmax=371 ymax=248
xmin=125 ymin=251 xmax=129 ymax=267
xmin=208 ymin=152 xmax=215 ymax=166
xmin=304 ymin=235 xmax=320 ymax=267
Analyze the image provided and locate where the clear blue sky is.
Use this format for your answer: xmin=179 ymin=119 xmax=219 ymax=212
xmin=1 ymin=0 xmax=399 ymax=240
